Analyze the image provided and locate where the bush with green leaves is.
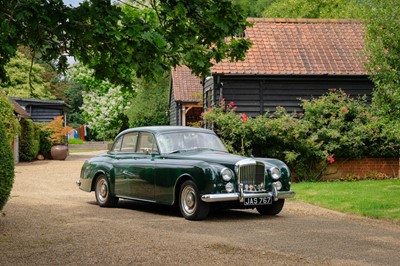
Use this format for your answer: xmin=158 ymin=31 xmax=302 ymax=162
xmin=19 ymin=118 xmax=39 ymax=161
xmin=203 ymin=90 xmax=399 ymax=181
xmin=0 ymin=93 xmax=19 ymax=146
xmin=0 ymin=118 xmax=14 ymax=211
xmin=35 ymin=123 xmax=52 ymax=159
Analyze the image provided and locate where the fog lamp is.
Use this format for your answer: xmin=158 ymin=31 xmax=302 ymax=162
xmin=272 ymin=181 xmax=282 ymax=191
xmin=225 ymin=182 xmax=234 ymax=193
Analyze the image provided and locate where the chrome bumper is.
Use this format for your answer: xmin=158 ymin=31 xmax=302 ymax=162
xmin=201 ymin=190 xmax=295 ymax=203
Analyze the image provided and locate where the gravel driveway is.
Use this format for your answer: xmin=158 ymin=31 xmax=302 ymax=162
xmin=1 ymin=151 xmax=400 ymax=266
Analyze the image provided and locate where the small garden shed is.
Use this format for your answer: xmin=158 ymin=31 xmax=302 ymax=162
xmin=204 ymin=18 xmax=374 ymax=116
xmin=12 ymin=97 xmax=70 ymax=123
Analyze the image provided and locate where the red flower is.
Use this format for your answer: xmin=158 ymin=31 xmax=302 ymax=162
xmin=241 ymin=113 xmax=248 ymax=122
xmin=341 ymin=107 xmax=348 ymax=114
xmin=207 ymin=107 xmax=212 ymax=111
xmin=228 ymin=101 xmax=235 ymax=109
xmin=327 ymin=154 xmax=335 ymax=164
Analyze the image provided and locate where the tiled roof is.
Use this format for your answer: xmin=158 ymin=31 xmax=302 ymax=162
xmin=171 ymin=65 xmax=202 ymax=102
xmin=9 ymin=97 xmax=30 ymax=118
xmin=212 ymin=18 xmax=367 ymax=75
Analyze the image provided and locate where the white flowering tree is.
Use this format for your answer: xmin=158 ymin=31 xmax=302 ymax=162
xmin=68 ymin=63 xmax=134 ymax=140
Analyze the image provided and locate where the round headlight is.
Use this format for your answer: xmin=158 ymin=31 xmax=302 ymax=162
xmin=270 ymin=167 xmax=281 ymax=180
xmin=221 ymin=168 xmax=233 ymax=181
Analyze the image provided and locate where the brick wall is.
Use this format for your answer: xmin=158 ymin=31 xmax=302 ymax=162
xmin=322 ymin=158 xmax=400 ymax=180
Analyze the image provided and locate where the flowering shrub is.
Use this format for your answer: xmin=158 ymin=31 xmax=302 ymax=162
xmin=68 ymin=63 xmax=133 ymax=140
xmin=301 ymin=89 xmax=398 ymax=158
xmin=203 ymin=90 xmax=399 ymax=181
xmin=81 ymin=85 xmax=131 ymax=140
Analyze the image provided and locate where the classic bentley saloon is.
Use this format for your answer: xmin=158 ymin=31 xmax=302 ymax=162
xmin=77 ymin=126 xmax=295 ymax=220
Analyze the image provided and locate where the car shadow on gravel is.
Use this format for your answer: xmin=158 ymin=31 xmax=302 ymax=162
xmin=88 ymin=199 xmax=281 ymax=221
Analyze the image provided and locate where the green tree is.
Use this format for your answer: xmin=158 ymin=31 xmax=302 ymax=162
xmin=364 ymin=0 xmax=400 ymax=142
xmin=0 ymin=51 xmax=54 ymax=99
xmin=126 ymin=75 xmax=170 ymax=128
xmin=63 ymin=82 xmax=84 ymax=127
xmin=230 ymin=0 xmax=275 ymax=17
xmin=0 ymin=118 xmax=14 ymax=211
xmin=0 ymin=0 xmax=251 ymax=86
xmin=263 ymin=0 xmax=364 ymax=18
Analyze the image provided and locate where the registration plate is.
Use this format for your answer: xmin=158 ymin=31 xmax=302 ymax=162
xmin=244 ymin=197 xmax=272 ymax=206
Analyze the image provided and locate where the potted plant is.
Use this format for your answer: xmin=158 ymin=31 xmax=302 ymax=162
xmin=44 ymin=116 xmax=73 ymax=160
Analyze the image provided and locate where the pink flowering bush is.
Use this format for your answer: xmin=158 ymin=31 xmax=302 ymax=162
xmin=203 ymin=90 xmax=399 ymax=181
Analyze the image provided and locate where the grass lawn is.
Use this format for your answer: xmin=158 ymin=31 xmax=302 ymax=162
xmin=291 ymin=179 xmax=400 ymax=223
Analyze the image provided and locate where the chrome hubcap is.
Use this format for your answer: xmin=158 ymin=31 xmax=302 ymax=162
xmin=97 ymin=179 xmax=108 ymax=202
xmin=100 ymin=183 xmax=107 ymax=198
xmin=182 ymin=186 xmax=196 ymax=215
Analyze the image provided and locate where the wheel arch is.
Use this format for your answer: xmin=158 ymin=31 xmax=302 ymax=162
xmin=91 ymin=170 xmax=108 ymax=192
xmin=173 ymin=174 xmax=193 ymax=205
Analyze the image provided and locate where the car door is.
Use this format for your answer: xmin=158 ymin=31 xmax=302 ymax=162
xmin=128 ymin=132 xmax=157 ymax=201
xmin=110 ymin=132 xmax=139 ymax=197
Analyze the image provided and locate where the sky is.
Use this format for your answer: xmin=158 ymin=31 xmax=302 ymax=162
xmin=63 ymin=0 xmax=81 ymax=7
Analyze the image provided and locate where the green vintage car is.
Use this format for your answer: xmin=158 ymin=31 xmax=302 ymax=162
xmin=77 ymin=126 xmax=295 ymax=220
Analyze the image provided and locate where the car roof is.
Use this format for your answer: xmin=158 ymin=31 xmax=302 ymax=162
xmin=116 ymin=126 xmax=215 ymax=138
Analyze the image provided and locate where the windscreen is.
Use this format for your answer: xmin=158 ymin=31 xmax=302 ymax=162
xmin=157 ymin=131 xmax=228 ymax=154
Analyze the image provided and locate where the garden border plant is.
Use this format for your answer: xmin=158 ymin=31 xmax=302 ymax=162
xmin=19 ymin=118 xmax=39 ymax=162
xmin=0 ymin=119 xmax=14 ymax=211
xmin=203 ymin=89 xmax=399 ymax=182
xmin=0 ymin=93 xmax=17 ymax=211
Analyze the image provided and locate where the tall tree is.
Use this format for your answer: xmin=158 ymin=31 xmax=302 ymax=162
xmin=230 ymin=0 xmax=275 ymax=17
xmin=0 ymin=51 xmax=55 ymax=99
xmin=364 ymin=0 xmax=400 ymax=141
xmin=0 ymin=0 xmax=251 ymax=87
xmin=126 ymin=74 xmax=170 ymax=128
xmin=262 ymin=0 xmax=364 ymax=19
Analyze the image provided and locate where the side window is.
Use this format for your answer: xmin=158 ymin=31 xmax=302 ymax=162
xmin=120 ymin=133 xmax=138 ymax=152
xmin=137 ymin=132 xmax=158 ymax=154
xmin=111 ymin=136 xmax=123 ymax=152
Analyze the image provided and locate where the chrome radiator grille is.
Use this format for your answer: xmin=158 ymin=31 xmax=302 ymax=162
xmin=237 ymin=160 xmax=266 ymax=192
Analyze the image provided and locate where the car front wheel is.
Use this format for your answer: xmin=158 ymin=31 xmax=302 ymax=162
xmin=179 ymin=180 xmax=209 ymax=220
xmin=256 ymin=199 xmax=285 ymax=215
xmin=95 ymin=175 xmax=119 ymax=207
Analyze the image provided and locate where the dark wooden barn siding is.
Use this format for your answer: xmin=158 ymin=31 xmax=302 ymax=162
xmin=203 ymin=76 xmax=216 ymax=108
xmin=169 ymin=89 xmax=178 ymax=125
xmin=30 ymin=107 xmax=63 ymax=122
xmin=216 ymin=75 xmax=374 ymax=116
xmin=220 ymin=79 xmax=263 ymax=117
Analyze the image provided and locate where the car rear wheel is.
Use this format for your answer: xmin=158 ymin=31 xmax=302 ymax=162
xmin=95 ymin=175 xmax=118 ymax=207
xmin=179 ymin=180 xmax=209 ymax=220
xmin=256 ymin=199 xmax=285 ymax=215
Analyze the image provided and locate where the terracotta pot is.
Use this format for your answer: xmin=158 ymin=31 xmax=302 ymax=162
xmin=51 ymin=145 xmax=69 ymax=160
